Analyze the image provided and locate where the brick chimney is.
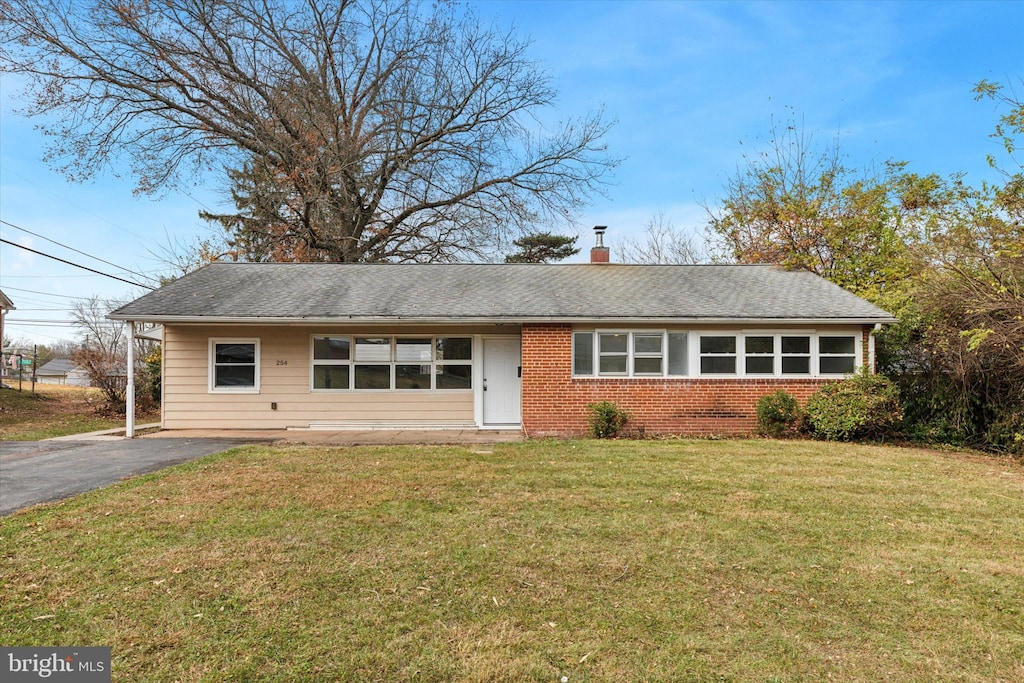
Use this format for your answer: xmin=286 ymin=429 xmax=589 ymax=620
xmin=590 ymin=225 xmax=610 ymax=263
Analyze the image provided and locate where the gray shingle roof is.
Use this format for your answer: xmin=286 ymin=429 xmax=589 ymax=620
xmin=37 ymin=359 xmax=78 ymax=375
xmin=109 ymin=263 xmax=895 ymax=323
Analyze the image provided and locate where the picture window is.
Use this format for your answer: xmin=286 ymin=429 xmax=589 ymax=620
xmin=312 ymin=335 xmax=472 ymax=391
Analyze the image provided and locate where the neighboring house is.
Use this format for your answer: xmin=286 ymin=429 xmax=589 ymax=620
xmin=36 ymin=359 xmax=92 ymax=386
xmin=108 ymin=241 xmax=895 ymax=436
xmin=1 ymin=289 xmax=13 ymax=379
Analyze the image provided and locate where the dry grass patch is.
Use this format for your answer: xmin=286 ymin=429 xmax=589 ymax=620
xmin=0 ymin=440 xmax=1021 ymax=681
xmin=0 ymin=384 xmax=158 ymax=440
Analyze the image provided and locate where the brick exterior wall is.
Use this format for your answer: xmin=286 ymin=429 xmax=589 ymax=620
xmin=521 ymin=323 xmax=872 ymax=438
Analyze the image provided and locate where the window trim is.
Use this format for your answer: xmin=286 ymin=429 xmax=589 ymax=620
xmin=571 ymin=329 xmax=863 ymax=379
xmin=699 ymin=334 xmax=739 ymax=376
xmin=780 ymin=335 xmax=812 ymax=376
xmin=311 ymin=335 xmax=352 ymax=391
xmin=310 ymin=334 xmax=473 ymax=392
xmin=632 ymin=332 xmax=665 ymax=376
xmin=209 ymin=338 xmax=260 ymax=394
xmin=572 ymin=330 xmax=682 ymax=378
xmin=597 ymin=331 xmax=630 ymax=376
xmin=817 ymin=334 xmax=859 ymax=376
xmin=572 ymin=330 xmax=595 ymax=376
xmin=743 ymin=335 xmax=776 ymax=376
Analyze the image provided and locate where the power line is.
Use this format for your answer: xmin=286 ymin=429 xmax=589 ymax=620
xmin=6 ymin=319 xmax=122 ymax=327
xmin=0 ymin=274 xmax=104 ymax=278
xmin=0 ymin=238 xmax=156 ymax=290
xmin=0 ymin=294 xmax=66 ymax=307
xmin=0 ymin=286 xmax=89 ymax=300
xmin=3 ymin=328 xmax=69 ymax=341
xmin=0 ymin=292 xmax=75 ymax=305
xmin=8 ymin=319 xmax=113 ymax=324
xmin=0 ymin=219 xmax=158 ymax=285
xmin=0 ymin=164 xmax=157 ymax=245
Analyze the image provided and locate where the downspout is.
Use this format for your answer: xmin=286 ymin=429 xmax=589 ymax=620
xmin=869 ymin=323 xmax=881 ymax=374
xmin=126 ymin=321 xmax=136 ymax=438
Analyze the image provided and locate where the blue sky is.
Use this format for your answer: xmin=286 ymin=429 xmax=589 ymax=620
xmin=1 ymin=0 xmax=1021 ymax=346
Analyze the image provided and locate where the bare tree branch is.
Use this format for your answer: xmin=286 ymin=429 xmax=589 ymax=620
xmin=1 ymin=0 xmax=619 ymax=262
xmin=615 ymin=213 xmax=702 ymax=264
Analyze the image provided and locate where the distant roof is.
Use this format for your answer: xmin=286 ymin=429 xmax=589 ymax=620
xmin=37 ymin=359 xmax=78 ymax=375
xmin=108 ymin=262 xmax=896 ymax=324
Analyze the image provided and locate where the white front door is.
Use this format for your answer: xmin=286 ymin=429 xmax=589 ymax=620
xmin=482 ymin=337 xmax=522 ymax=426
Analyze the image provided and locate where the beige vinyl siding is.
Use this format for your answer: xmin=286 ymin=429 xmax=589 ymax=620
xmin=162 ymin=324 xmax=508 ymax=429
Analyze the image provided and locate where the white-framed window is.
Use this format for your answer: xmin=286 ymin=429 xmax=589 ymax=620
xmin=744 ymin=336 xmax=775 ymax=375
xmin=434 ymin=336 xmax=473 ymax=389
xmin=354 ymin=337 xmax=393 ymax=389
xmin=597 ymin=332 xmax=629 ymax=375
xmin=573 ymin=331 xmax=595 ymax=375
xmin=818 ymin=335 xmax=858 ymax=375
xmin=700 ymin=335 xmax=737 ymax=375
xmin=572 ymin=330 xmax=686 ymax=377
xmin=572 ymin=329 xmax=861 ymax=378
xmin=632 ymin=333 xmax=664 ymax=375
xmin=667 ymin=332 xmax=688 ymax=375
xmin=209 ymin=338 xmax=260 ymax=393
xmin=781 ymin=336 xmax=811 ymax=375
xmin=312 ymin=336 xmax=351 ymax=390
xmin=729 ymin=332 xmax=860 ymax=378
xmin=311 ymin=335 xmax=472 ymax=391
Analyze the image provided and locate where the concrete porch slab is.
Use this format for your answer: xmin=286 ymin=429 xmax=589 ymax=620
xmin=141 ymin=428 xmax=523 ymax=446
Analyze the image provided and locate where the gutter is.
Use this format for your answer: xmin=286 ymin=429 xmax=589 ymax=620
xmin=107 ymin=314 xmax=899 ymax=326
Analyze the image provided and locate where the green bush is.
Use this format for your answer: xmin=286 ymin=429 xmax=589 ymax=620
xmin=984 ymin=412 xmax=1024 ymax=457
xmin=587 ymin=401 xmax=631 ymax=439
xmin=757 ymin=390 xmax=802 ymax=437
xmin=806 ymin=371 xmax=902 ymax=441
xmin=145 ymin=347 xmax=162 ymax=405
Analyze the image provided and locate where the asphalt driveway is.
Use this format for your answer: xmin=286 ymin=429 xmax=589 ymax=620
xmin=0 ymin=437 xmax=259 ymax=516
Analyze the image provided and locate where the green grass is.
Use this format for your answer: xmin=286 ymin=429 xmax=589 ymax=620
xmin=1 ymin=440 xmax=1021 ymax=681
xmin=0 ymin=385 xmax=156 ymax=440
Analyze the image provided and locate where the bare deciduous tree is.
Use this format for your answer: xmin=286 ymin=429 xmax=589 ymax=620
xmin=615 ymin=213 xmax=702 ymax=264
xmin=71 ymin=296 xmax=155 ymax=413
xmin=1 ymin=0 xmax=618 ymax=262
xmin=72 ymin=297 xmax=127 ymax=360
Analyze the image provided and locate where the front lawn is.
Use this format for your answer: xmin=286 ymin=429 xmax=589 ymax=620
xmin=0 ymin=440 xmax=1021 ymax=681
xmin=0 ymin=384 xmax=157 ymax=440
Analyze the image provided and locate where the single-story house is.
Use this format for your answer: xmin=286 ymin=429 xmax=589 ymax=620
xmin=108 ymin=241 xmax=895 ymax=437
xmin=36 ymin=358 xmax=92 ymax=386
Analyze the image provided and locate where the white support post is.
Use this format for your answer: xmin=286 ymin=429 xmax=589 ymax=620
xmin=126 ymin=321 xmax=136 ymax=438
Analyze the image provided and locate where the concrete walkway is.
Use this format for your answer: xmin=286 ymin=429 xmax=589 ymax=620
xmin=34 ymin=424 xmax=522 ymax=446
xmin=142 ymin=428 xmax=523 ymax=446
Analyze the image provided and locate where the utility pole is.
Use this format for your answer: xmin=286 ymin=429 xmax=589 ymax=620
xmin=31 ymin=344 xmax=37 ymax=394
